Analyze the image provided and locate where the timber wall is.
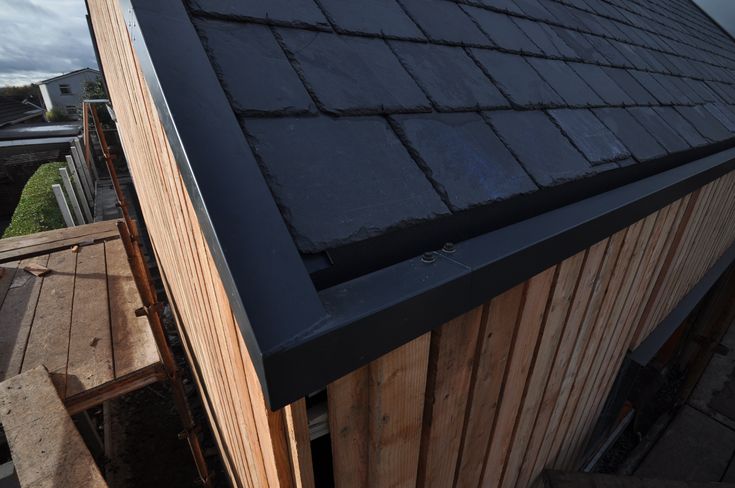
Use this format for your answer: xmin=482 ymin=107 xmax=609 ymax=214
xmin=88 ymin=0 xmax=735 ymax=486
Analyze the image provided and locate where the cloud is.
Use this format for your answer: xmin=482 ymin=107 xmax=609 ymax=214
xmin=0 ymin=0 xmax=98 ymax=86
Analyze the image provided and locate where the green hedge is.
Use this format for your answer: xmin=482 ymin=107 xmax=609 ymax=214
xmin=2 ymin=162 xmax=67 ymax=238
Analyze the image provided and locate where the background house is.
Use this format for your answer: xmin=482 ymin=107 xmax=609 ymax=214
xmin=37 ymin=68 xmax=100 ymax=118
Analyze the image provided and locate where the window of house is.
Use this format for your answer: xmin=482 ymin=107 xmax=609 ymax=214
xmin=59 ymin=84 xmax=72 ymax=95
xmin=65 ymin=105 xmax=78 ymax=115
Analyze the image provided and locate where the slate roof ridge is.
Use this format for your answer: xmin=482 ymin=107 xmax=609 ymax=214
xmin=498 ymin=0 xmax=735 ymax=71
xmin=616 ymin=0 xmax=732 ymax=50
xmin=588 ymin=0 xmax=735 ymax=64
xmin=460 ymin=0 xmax=735 ymax=76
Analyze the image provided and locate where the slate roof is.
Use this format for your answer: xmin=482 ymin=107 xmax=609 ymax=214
xmin=186 ymin=0 xmax=735 ymax=256
xmin=0 ymin=97 xmax=44 ymax=128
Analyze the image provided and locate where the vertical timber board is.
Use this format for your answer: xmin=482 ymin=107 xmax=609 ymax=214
xmin=417 ymin=306 xmax=484 ymax=488
xmin=368 ymin=334 xmax=431 ymax=488
xmin=87 ymin=1 xmax=315 ymax=486
xmin=328 ymin=334 xmax=431 ymax=488
xmin=454 ymin=283 xmax=527 ymax=488
xmin=518 ymin=239 xmax=610 ymax=487
xmin=500 ymin=251 xmax=586 ymax=488
xmin=480 ymin=266 xmax=557 ymax=488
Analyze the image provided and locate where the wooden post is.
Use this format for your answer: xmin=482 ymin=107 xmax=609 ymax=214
xmin=75 ymin=137 xmax=99 ymax=181
xmin=64 ymin=156 xmax=93 ymax=222
xmin=59 ymin=168 xmax=87 ymax=225
xmin=71 ymin=145 xmax=95 ymax=199
xmin=66 ymin=155 xmax=93 ymax=207
xmin=52 ymin=184 xmax=76 ymax=227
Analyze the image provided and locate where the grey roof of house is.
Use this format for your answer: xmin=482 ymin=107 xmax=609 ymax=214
xmin=0 ymin=97 xmax=44 ymax=127
xmin=37 ymin=68 xmax=100 ymax=85
xmin=186 ymin=0 xmax=735 ymax=256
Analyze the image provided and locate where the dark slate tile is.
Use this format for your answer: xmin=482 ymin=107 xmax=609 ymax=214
xmin=391 ymin=113 xmax=537 ymax=210
xmin=318 ymin=0 xmax=423 ymax=39
xmin=569 ymin=63 xmax=635 ymax=105
xmin=628 ymin=70 xmax=676 ymax=104
xmin=278 ymin=29 xmax=430 ymax=114
xmin=704 ymin=103 xmax=735 ymax=133
xmin=195 ymin=19 xmax=314 ymax=114
xmin=513 ymin=0 xmax=559 ymax=22
xmin=601 ymin=67 xmax=658 ymax=105
xmin=244 ymin=116 xmax=449 ymax=252
xmin=527 ymin=58 xmax=604 ymax=106
xmin=584 ymin=35 xmax=630 ymax=67
xmin=549 ymin=109 xmax=630 ymax=164
xmin=189 ymin=0 xmax=329 ymax=28
xmin=475 ymin=0 xmax=525 ymax=14
xmin=613 ymin=41 xmax=649 ymax=70
xmin=513 ymin=18 xmax=576 ymax=58
xmin=463 ymin=7 xmax=543 ymax=54
xmin=651 ymin=106 xmax=708 ymax=148
xmin=399 ymin=0 xmax=490 ymax=46
xmin=651 ymin=74 xmax=694 ymax=104
xmin=486 ymin=110 xmax=596 ymax=187
xmin=471 ymin=50 xmax=564 ymax=107
xmin=627 ymin=107 xmax=691 ymax=154
xmin=594 ymin=108 xmax=667 ymax=162
xmin=707 ymin=81 xmax=735 ymax=104
xmin=391 ymin=42 xmax=509 ymax=111
xmin=551 ymin=27 xmax=606 ymax=63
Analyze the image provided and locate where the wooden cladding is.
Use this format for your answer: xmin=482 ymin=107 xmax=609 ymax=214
xmin=87 ymin=1 xmax=313 ymax=487
xmin=88 ymin=0 xmax=735 ymax=486
xmin=328 ymin=172 xmax=735 ymax=488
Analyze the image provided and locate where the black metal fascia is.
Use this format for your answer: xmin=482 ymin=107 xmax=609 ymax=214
xmin=119 ymin=0 xmax=735 ymax=410
xmin=263 ymin=147 xmax=735 ymax=408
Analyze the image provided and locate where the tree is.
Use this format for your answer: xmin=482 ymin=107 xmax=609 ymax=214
xmin=82 ymin=77 xmax=106 ymax=101
xmin=45 ymin=107 xmax=72 ymax=122
xmin=0 ymin=84 xmax=43 ymax=106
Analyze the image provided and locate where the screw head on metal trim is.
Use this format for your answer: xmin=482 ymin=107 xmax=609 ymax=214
xmin=421 ymin=252 xmax=436 ymax=263
xmin=442 ymin=242 xmax=456 ymax=253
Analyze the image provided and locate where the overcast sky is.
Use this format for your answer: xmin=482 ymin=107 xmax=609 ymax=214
xmin=0 ymin=0 xmax=97 ymax=87
xmin=695 ymin=0 xmax=735 ymax=36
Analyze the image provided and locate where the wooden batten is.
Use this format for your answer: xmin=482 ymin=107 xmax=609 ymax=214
xmin=87 ymin=0 xmax=735 ymax=486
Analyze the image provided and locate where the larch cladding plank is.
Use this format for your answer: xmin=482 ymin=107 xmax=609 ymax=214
xmin=87 ymin=0 xmax=315 ymax=487
xmin=416 ymin=306 xmax=484 ymax=488
xmin=481 ymin=266 xmax=557 ymax=488
xmin=21 ymin=249 xmax=77 ymax=397
xmin=0 ymin=219 xmax=119 ymax=262
xmin=500 ymin=251 xmax=586 ymax=488
xmin=106 ymin=238 xmax=159 ymax=378
xmin=0 ymin=367 xmax=108 ymax=488
xmin=368 ymin=334 xmax=430 ymax=488
xmin=0 ymin=260 xmax=19 ymax=302
xmin=536 ymin=229 xmax=627 ymax=472
xmin=66 ymin=243 xmax=113 ymax=398
xmin=328 ymin=335 xmax=430 ymax=488
xmin=284 ymin=399 xmax=316 ymax=488
xmin=552 ymin=219 xmax=646 ymax=468
xmin=328 ymin=365 xmax=369 ymax=488
xmin=0 ymin=255 xmax=48 ymax=381
xmin=454 ymin=283 xmax=527 ymax=488
xmin=518 ymin=239 xmax=610 ymax=487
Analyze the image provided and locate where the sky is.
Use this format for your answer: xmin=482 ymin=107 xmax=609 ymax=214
xmin=695 ymin=0 xmax=735 ymax=37
xmin=0 ymin=0 xmax=97 ymax=87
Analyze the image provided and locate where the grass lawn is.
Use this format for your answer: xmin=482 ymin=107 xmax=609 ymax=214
xmin=2 ymin=162 xmax=67 ymax=238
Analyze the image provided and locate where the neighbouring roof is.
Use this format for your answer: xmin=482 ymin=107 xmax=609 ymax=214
xmin=0 ymin=97 xmax=44 ymax=128
xmin=0 ymin=122 xmax=82 ymax=141
xmin=185 ymin=0 xmax=735 ymax=264
xmin=38 ymin=68 xmax=100 ymax=85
